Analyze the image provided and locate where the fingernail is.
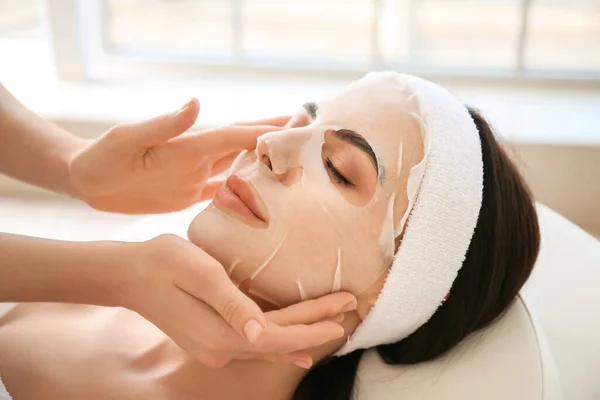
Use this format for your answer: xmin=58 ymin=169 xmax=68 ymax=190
xmin=341 ymin=301 xmax=357 ymax=313
xmin=177 ymin=98 xmax=195 ymax=114
xmin=243 ymin=319 xmax=264 ymax=344
xmin=294 ymin=359 xmax=312 ymax=369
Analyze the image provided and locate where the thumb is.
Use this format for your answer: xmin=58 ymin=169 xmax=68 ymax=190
xmin=178 ymin=248 xmax=268 ymax=344
xmin=130 ymin=98 xmax=200 ymax=147
xmin=266 ymin=292 xmax=357 ymax=326
xmin=203 ymin=272 xmax=268 ymax=345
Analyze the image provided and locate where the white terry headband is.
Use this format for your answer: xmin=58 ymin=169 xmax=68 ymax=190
xmin=336 ymin=73 xmax=484 ymax=355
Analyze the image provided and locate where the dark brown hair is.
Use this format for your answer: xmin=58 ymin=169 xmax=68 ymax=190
xmin=293 ymin=107 xmax=540 ymax=400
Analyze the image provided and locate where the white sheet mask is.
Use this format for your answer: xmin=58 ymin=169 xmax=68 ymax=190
xmin=331 ymin=248 xmax=342 ymax=292
xmin=396 ymin=141 xmax=404 ymax=177
xmin=297 ymin=279 xmax=307 ymax=301
xmin=250 ymin=235 xmax=286 ymax=280
xmin=395 ymin=99 xmax=430 ymax=236
xmin=189 ymin=72 xmax=428 ymax=307
xmin=378 ymin=192 xmax=397 ymax=260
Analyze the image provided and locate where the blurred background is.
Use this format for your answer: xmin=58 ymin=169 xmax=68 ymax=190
xmin=0 ymin=0 xmax=599 ymax=239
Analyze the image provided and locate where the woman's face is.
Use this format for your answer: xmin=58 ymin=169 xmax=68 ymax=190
xmin=189 ymin=73 xmax=425 ymax=309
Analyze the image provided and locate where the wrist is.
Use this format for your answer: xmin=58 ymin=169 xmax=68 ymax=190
xmin=44 ymin=238 xmax=138 ymax=308
xmin=91 ymin=240 xmax=143 ymax=309
xmin=62 ymin=136 xmax=90 ymax=200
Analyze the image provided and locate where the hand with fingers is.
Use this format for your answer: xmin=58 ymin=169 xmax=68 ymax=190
xmin=68 ymin=98 xmax=290 ymax=214
xmin=126 ymin=234 xmax=356 ymax=369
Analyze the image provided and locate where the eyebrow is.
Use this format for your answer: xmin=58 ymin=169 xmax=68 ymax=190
xmin=302 ymin=101 xmax=384 ymax=181
xmin=333 ymin=129 xmax=384 ymax=181
xmin=302 ymin=102 xmax=318 ymax=119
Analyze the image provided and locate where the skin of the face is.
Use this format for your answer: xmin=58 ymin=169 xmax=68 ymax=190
xmin=188 ymin=72 xmax=425 ymax=312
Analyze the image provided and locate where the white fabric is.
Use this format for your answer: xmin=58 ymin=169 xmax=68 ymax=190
xmin=0 ymin=376 xmax=12 ymax=400
xmin=0 ymin=304 xmax=16 ymax=400
xmin=337 ymin=73 xmax=483 ymax=354
xmin=521 ymin=205 xmax=600 ymax=400
xmin=354 ymin=296 xmax=563 ymax=400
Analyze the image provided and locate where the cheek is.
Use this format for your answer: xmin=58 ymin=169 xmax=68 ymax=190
xmin=196 ymin=172 xmax=395 ymax=307
xmin=285 ymin=200 xmax=391 ymax=301
xmin=230 ymin=201 xmax=343 ymax=306
xmin=334 ymin=194 xmax=398 ymax=294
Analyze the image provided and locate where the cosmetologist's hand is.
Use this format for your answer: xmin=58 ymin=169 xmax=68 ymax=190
xmin=69 ymin=98 xmax=289 ymax=213
xmin=125 ymin=234 xmax=355 ymax=369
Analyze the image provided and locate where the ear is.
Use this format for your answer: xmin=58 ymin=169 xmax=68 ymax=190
xmin=354 ymin=272 xmax=388 ymax=321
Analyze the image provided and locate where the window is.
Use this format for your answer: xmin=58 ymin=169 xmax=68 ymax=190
xmin=106 ymin=0 xmax=234 ymax=56
xmin=104 ymin=0 xmax=377 ymax=68
xmin=411 ymin=0 xmax=522 ymax=69
xmin=0 ymin=0 xmax=41 ymax=39
xmin=2 ymin=0 xmax=600 ymax=81
xmin=526 ymin=0 xmax=600 ymax=71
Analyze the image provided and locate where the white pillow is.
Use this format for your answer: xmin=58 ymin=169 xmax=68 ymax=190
xmin=354 ymin=296 xmax=562 ymax=400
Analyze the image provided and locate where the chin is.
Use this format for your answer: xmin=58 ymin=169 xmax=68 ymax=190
xmin=186 ymin=204 xmax=216 ymax=249
xmin=187 ymin=216 xmax=201 ymax=246
xmin=186 ymin=203 xmax=238 ymax=267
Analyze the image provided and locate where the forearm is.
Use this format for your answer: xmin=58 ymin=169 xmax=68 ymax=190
xmin=0 ymin=233 xmax=133 ymax=306
xmin=0 ymin=83 xmax=88 ymax=198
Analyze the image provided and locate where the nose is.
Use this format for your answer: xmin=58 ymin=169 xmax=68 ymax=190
xmin=256 ymin=129 xmax=311 ymax=185
xmin=256 ymin=139 xmax=273 ymax=171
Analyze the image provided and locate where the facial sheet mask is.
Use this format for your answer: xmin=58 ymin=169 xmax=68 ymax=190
xmin=188 ymin=73 xmax=428 ymax=308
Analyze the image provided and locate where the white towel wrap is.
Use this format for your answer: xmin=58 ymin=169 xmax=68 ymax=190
xmin=336 ymin=73 xmax=483 ymax=355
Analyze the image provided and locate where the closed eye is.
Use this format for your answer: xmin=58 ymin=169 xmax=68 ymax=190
xmin=325 ymin=158 xmax=353 ymax=187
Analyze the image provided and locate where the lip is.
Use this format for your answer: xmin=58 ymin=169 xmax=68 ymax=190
xmin=214 ymin=174 xmax=269 ymax=228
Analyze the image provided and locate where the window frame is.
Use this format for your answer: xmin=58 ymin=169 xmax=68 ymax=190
xmin=43 ymin=0 xmax=600 ymax=83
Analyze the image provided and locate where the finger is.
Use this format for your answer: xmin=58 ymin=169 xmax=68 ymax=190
xmin=328 ymin=313 xmax=345 ymax=324
xmin=84 ymin=194 xmax=173 ymax=214
xmin=175 ymin=251 xmax=268 ymax=344
xmin=243 ymin=350 xmax=312 ymax=366
xmin=233 ymin=115 xmax=292 ymax=127
xmin=211 ymin=151 xmax=240 ymax=176
xmin=266 ymin=292 xmax=356 ymax=326
xmin=167 ymin=288 xmax=245 ymax=366
xmin=254 ymin=321 xmax=345 ymax=355
xmin=129 ymin=98 xmax=200 ymax=147
xmin=195 ymin=180 xmax=224 ymax=202
xmin=264 ymin=352 xmax=313 ymax=369
xmin=178 ymin=124 xmax=284 ymax=155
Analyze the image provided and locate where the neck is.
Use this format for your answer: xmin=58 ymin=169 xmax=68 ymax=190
xmin=207 ymin=358 xmax=308 ymax=400
xmin=156 ymin=314 xmax=359 ymax=400
xmin=157 ymin=344 xmax=310 ymax=400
